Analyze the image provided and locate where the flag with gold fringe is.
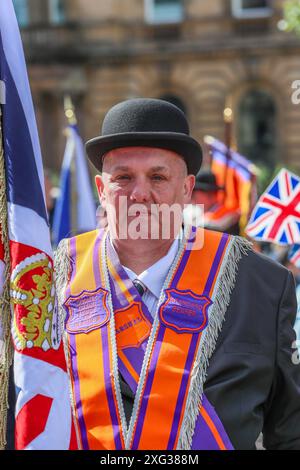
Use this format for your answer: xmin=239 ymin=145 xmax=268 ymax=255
xmin=0 ymin=0 xmax=75 ymax=449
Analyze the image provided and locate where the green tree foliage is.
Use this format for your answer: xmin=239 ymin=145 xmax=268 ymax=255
xmin=282 ymin=0 xmax=300 ymax=35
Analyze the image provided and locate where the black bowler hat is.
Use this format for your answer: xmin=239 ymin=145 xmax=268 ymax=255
xmin=85 ymin=98 xmax=203 ymax=176
xmin=194 ymin=170 xmax=224 ymax=192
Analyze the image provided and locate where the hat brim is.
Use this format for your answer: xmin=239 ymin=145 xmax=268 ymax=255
xmin=85 ymin=132 xmax=203 ymax=176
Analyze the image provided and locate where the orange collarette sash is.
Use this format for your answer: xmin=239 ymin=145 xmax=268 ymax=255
xmin=60 ymin=227 xmax=246 ymax=450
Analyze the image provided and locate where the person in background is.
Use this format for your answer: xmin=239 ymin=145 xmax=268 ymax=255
xmin=184 ymin=170 xmax=223 ymax=228
xmin=271 ymin=245 xmax=300 ymax=353
xmin=192 ymin=169 xmax=224 ymax=212
xmin=287 ymin=259 xmax=300 ymax=353
xmin=185 ymin=170 xmax=240 ymax=234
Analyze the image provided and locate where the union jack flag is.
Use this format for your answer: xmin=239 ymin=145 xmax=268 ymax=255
xmin=0 ymin=0 xmax=76 ymax=449
xmin=289 ymin=244 xmax=300 ymax=269
xmin=246 ymin=168 xmax=300 ymax=245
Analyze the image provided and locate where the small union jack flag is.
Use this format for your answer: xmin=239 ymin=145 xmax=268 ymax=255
xmin=289 ymin=244 xmax=300 ymax=269
xmin=246 ymin=168 xmax=300 ymax=245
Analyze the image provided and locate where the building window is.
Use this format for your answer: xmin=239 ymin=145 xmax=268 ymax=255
xmin=237 ymin=89 xmax=277 ymax=168
xmin=13 ymin=0 xmax=29 ymax=27
xmin=145 ymin=0 xmax=183 ymax=24
xmin=231 ymin=0 xmax=272 ymax=19
xmin=48 ymin=0 xmax=65 ymax=24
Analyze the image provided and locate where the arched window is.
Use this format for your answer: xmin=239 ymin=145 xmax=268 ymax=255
xmin=231 ymin=0 xmax=272 ymax=18
xmin=13 ymin=0 xmax=29 ymax=27
xmin=237 ymin=89 xmax=277 ymax=168
xmin=158 ymin=94 xmax=186 ymax=114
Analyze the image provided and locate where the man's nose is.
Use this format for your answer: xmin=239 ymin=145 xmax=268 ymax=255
xmin=130 ymin=177 xmax=151 ymax=203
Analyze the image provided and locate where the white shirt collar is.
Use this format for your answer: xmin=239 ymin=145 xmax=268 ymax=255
xmin=110 ymin=237 xmax=180 ymax=300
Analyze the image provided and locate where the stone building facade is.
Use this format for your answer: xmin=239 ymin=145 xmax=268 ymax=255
xmin=16 ymin=0 xmax=300 ymax=173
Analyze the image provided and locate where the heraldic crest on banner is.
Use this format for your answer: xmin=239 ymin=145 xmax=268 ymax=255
xmin=10 ymin=250 xmax=61 ymax=352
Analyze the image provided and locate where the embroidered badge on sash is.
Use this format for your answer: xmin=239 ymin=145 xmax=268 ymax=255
xmin=64 ymin=287 xmax=110 ymax=334
xmin=115 ymin=302 xmax=152 ymax=350
xmin=159 ymin=288 xmax=211 ymax=334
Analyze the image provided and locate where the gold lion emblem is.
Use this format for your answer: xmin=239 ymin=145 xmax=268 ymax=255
xmin=10 ymin=252 xmax=61 ymax=351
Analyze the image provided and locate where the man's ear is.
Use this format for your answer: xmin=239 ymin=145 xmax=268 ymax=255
xmin=95 ymin=175 xmax=106 ymax=208
xmin=183 ymin=174 xmax=195 ymax=203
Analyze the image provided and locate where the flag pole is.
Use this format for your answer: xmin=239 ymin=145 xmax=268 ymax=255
xmin=0 ymin=104 xmax=13 ymax=449
xmin=223 ymin=106 xmax=233 ymax=206
xmin=64 ymin=95 xmax=77 ymax=126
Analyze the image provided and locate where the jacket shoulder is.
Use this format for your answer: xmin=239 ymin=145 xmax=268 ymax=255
xmin=232 ymin=245 xmax=294 ymax=318
xmin=56 ymin=229 xmax=101 ymax=259
xmin=239 ymin=247 xmax=290 ymax=281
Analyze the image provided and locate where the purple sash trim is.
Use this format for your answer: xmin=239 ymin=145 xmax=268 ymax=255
xmin=131 ymin=230 xmax=230 ymax=450
xmin=106 ymin=236 xmax=153 ymax=323
xmin=92 ymin=231 xmax=123 ymax=450
xmin=106 ymin=236 xmax=153 ymax=394
xmin=131 ymin=233 xmax=196 ymax=449
xmin=131 ymin=325 xmax=166 ymax=450
xmin=66 ymin=227 xmax=232 ymax=450
xmin=107 ymin=237 xmax=149 ymax=313
xmin=167 ymin=333 xmax=199 ymax=449
xmin=203 ymin=233 xmax=229 ymax=295
xmin=107 ymin=276 xmax=145 ymax=393
xmin=171 ymin=232 xmax=193 ymax=287
xmin=110 ymin=290 xmax=151 ymax=394
xmin=119 ymin=348 xmax=146 ymax=394
xmin=67 ymin=237 xmax=89 ymax=450
xmin=100 ymin=324 xmax=124 ymax=449
xmin=191 ymin=394 xmax=234 ymax=450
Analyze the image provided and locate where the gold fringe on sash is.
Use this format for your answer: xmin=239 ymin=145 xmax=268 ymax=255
xmin=0 ymin=107 xmax=13 ymax=450
xmin=177 ymin=236 xmax=253 ymax=450
xmin=54 ymin=238 xmax=82 ymax=450
xmin=54 ymin=238 xmax=71 ymax=320
xmin=53 ymin=238 xmax=81 ymax=449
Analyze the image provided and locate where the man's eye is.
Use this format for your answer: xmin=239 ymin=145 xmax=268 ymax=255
xmin=116 ymin=175 xmax=131 ymax=180
xmin=151 ymin=175 xmax=165 ymax=181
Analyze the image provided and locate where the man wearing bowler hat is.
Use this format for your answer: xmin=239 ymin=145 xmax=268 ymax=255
xmin=55 ymin=98 xmax=300 ymax=450
xmin=188 ymin=170 xmax=240 ymax=234
xmin=193 ymin=170 xmax=224 ymax=211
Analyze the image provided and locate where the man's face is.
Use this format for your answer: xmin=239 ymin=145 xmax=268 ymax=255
xmin=95 ymin=146 xmax=195 ymax=240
